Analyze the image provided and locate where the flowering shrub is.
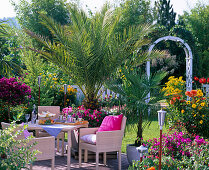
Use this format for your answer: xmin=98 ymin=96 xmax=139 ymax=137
xmin=129 ymin=131 xmax=209 ymax=170
xmin=62 ymin=105 xmax=107 ymax=127
xmin=0 ymin=77 xmax=31 ymax=106
xmin=162 ymin=76 xmax=209 ymax=138
xmin=23 ymin=72 xmax=77 ymax=107
xmin=0 ymin=77 xmax=31 ymax=121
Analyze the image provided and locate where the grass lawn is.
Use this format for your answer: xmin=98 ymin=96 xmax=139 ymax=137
xmin=121 ymin=120 xmax=168 ymax=153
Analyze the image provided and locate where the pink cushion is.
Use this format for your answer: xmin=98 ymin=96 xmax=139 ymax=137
xmin=81 ymin=134 xmax=96 ymax=144
xmin=97 ymin=114 xmax=123 ymax=132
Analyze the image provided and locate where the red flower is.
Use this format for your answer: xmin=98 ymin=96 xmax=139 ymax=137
xmin=207 ymin=78 xmax=209 ymax=83
xmin=194 ymin=76 xmax=199 ymax=81
xmin=190 ymin=90 xmax=197 ymax=97
xmin=199 ymin=78 xmax=206 ymax=84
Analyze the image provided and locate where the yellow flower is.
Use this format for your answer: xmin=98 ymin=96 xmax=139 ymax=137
xmin=196 ymin=99 xmax=200 ymax=103
xmin=130 ymin=68 xmax=133 ymax=71
xmin=50 ymin=86 xmax=53 ymax=88
xmin=192 ymin=104 xmax=196 ymax=108
xmin=52 ymin=78 xmax=55 ymax=80
xmin=54 ymin=81 xmax=57 ymax=84
xmin=197 ymin=89 xmax=203 ymax=97
xmin=193 ymin=114 xmax=196 ymax=117
xmin=181 ymin=109 xmax=185 ymax=113
xmin=200 ymin=102 xmax=205 ymax=107
xmin=202 ymin=115 xmax=205 ymax=118
xmin=186 ymin=101 xmax=190 ymax=104
xmin=62 ymin=81 xmax=65 ymax=83
xmin=122 ymin=75 xmax=125 ymax=78
xmin=198 ymin=106 xmax=202 ymax=110
xmin=54 ymin=78 xmax=58 ymax=81
xmin=49 ymin=74 xmax=52 ymax=77
xmin=119 ymin=69 xmax=122 ymax=73
xmin=199 ymin=120 xmax=203 ymax=124
xmin=53 ymin=73 xmax=56 ymax=76
xmin=66 ymin=99 xmax=70 ymax=102
xmin=39 ymin=73 xmax=42 ymax=75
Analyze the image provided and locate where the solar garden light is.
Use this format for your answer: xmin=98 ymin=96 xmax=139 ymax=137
xmin=137 ymin=145 xmax=148 ymax=162
xmin=157 ymin=107 xmax=167 ymax=170
xmin=64 ymin=84 xmax=68 ymax=108
xmin=38 ymin=76 xmax=41 ymax=106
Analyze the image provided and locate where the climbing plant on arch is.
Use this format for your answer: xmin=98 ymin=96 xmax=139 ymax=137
xmin=147 ymin=36 xmax=193 ymax=91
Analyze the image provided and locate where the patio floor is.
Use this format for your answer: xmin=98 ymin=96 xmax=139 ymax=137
xmin=32 ymin=152 xmax=129 ymax=170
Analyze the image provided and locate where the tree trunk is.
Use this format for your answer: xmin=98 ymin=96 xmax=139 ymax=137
xmin=8 ymin=104 xmax=10 ymax=122
xmin=136 ymin=111 xmax=143 ymax=146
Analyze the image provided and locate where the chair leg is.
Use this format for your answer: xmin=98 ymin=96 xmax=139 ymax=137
xmin=84 ymin=149 xmax=88 ymax=162
xmin=103 ymin=152 xmax=106 ymax=165
xmin=79 ymin=147 xmax=82 ymax=167
xmin=96 ymin=152 xmax=99 ymax=170
xmin=51 ymin=158 xmax=55 ymax=170
xmin=118 ymin=150 xmax=121 ymax=170
xmin=57 ymin=138 xmax=60 ymax=152
xmin=30 ymin=163 xmax=33 ymax=170
xmin=61 ymin=137 xmax=64 ymax=156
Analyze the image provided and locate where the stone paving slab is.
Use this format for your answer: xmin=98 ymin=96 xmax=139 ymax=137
xmin=32 ymin=153 xmax=129 ymax=170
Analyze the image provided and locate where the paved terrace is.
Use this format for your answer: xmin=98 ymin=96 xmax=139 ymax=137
xmin=33 ymin=153 xmax=129 ymax=170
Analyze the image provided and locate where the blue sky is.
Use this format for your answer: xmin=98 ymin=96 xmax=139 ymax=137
xmin=0 ymin=0 xmax=208 ymax=19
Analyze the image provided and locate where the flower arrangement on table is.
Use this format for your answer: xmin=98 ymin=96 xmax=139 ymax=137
xmin=62 ymin=105 xmax=107 ymax=127
xmin=162 ymin=76 xmax=209 ymax=138
xmin=38 ymin=111 xmax=56 ymax=125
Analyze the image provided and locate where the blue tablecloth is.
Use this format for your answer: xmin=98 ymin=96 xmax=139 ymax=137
xmin=37 ymin=124 xmax=69 ymax=137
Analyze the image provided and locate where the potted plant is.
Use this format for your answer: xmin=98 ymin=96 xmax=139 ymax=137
xmin=107 ymin=68 xmax=166 ymax=164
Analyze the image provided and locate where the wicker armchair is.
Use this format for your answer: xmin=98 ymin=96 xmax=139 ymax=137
xmin=36 ymin=106 xmax=65 ymax=156
xmin=1 ymin=122 xmax=55 ymax=170
xmin=79 ymin=116 xmax=127 ymax=170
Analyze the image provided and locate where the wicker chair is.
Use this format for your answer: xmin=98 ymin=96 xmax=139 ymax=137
xmin=79 ymin=116 xmax=127 ymax=170
xmin=36 ymin=106 xmax=65 ymax=156
xmin=1 ymin=122 xmax=55 ymax=170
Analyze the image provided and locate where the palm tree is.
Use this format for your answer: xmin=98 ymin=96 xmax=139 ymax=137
xmin=106 ymin=69 xmax=166 ymax=144
xmin=0 ymin=21 xmax=22 ymax=77
xmin=25 ymin=4 xmax=155 ymax=110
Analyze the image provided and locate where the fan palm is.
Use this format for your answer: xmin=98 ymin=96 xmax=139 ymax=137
xmin=25 ymin=4 xmax=155 ymax=109
xmin=106 ymin=69 xmax=167 ymax=143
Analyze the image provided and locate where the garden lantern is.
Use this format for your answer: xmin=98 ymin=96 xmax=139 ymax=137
xmin=64 ymin=84 xmax=68 ymax=108
xmin=157 ymin=109 xmax=167 ymax=170
xmin=38 ymin=76 xmax=41 ymax=106
xmin=137 ymin=145 xmax=148 ymax=162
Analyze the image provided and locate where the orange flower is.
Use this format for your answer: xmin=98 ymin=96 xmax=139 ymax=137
xmin=190 ymin=90 xmax=197 ymax=97
xmin=147 ymin=167 xmax=155 ymax=170
xmin=185 ymin=91 xmax=192 ymax=97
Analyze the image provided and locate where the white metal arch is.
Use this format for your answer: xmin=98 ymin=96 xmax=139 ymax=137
xmin=147 ymin=36 xmax=193 ymax=92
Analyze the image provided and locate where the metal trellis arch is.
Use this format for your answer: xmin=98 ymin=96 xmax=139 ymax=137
xmin=147 ymin=36 xmax=193 ymax=91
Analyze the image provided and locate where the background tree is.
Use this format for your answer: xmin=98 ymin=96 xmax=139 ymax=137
xmin=179 ymin=3 xmax=209 ymax=77
xmin=155 ymin=0 xmax=176 ymax=30
xmin=12 ymin=0 xmax=70 ymax=43
xmin=25 ymin=4 xmax=156 ymax=110
xmin=115 ymin=0 xmax=153 ymax=33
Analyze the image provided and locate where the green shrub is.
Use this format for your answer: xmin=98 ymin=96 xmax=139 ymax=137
xmin=0 ymin=122 xmax=38 ymax=169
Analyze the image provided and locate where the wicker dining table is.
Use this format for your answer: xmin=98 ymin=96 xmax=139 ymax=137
xmin=27 ymin=123 xmax=87 ymax=170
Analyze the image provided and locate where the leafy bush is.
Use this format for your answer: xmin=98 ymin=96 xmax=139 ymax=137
xmin=0 ymin=122 xmax=38 ymax=169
